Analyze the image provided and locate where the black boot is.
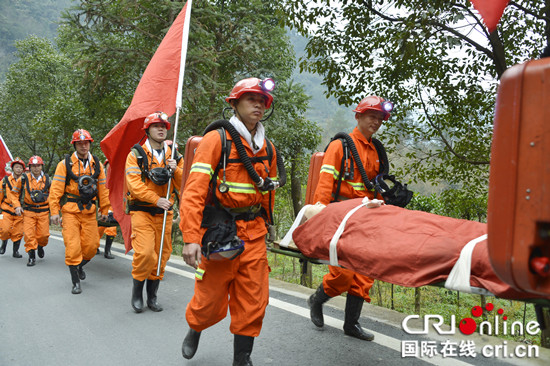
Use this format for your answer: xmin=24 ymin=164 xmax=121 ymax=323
xmin=131 ymin=278 xmax=145 ymax=313
xmin=181 ymin=328 xmax=201 ymax=359
xmin=27 ymin=249 xmax=36 ymax=267
xmin=78 ymin=259 xmax=89 ymax=280
xmin=69 ymin=266 xmax=82 ymax=294
xmin=0 ymin=240 xmax=7 ymax=254
xmin=307 ymin=284 xmax=331 ymax=327
xmin=146 ymin=279 xmax=163 ymax=312
xmin=12 ymin=240 xmax=22 ymax=258
xmin=37 ymin=245 xmax=45 ymax=258
xmin=343 ymin=295 xmax=374 ymax=341
xmin=104 ymin=236 xmax=114 ymax=259
xmin=233 ymin=335 xmax=254 ymax=366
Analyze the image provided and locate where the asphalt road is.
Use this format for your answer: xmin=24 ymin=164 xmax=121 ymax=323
xmin=1 ymin=232 xmax=549 ymax=366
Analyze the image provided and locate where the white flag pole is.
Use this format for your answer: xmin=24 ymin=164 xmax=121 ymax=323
xmin=157 ymin=0 xmax=192 ymax=276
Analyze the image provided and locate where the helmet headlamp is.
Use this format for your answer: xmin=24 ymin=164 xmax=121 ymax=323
xmin=259 ymin=78 xmax=275 ymax=92
xmin=382 ymin=100 xmax=394 ymax=113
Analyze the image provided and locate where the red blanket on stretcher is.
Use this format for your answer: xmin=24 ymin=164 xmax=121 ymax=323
xmin=292 ymin=199 xmax=548 ymax=300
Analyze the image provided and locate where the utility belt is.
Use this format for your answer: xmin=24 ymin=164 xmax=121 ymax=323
xmin=128 ymin=203 xmax=172 ymax=216
xmin=227 ymin=204 xmax=263 ymax=222
xmin=1 ymin=208 xmax=16 ymax=216
xmin=67 ymin=197 xmax=97 ymax=211
xmin=23 ymin=203 xmax=49 ymax=213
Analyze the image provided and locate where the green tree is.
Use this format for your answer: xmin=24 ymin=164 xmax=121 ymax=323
xmin=283 ymin=0 xmax=548 ymax=199
xmin=58 ymin=0 xmax=321 ymax=218
xmin=0 ymin=36 xmax=85 ymax=173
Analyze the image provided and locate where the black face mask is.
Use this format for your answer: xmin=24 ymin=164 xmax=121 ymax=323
xmin=78 ymin=175 xmax=98 ymax=203
xmin=148 ymin=167 xmax=171 ymax=186
xmin=30 ymin=190 xmax=48 ymax=203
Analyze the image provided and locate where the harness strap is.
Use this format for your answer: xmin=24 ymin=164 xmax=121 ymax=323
xmin=128 ymin=204 xmax=172 ymax=216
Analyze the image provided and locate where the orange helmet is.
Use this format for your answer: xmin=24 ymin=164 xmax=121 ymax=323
xmin=28 ymin=156 xmax=44 ymax=166
xmin=225 ymin=78 xmax=274 ymax=108
xmin=71 ymin=129 xmax=94 ymax=144
xmin=353 ymin=96 xmax=394 ymax=121
xmin=143 ymin=112 xmax=171 ymax=130
xmin=11 ymin=157 xmax=25 ymax=169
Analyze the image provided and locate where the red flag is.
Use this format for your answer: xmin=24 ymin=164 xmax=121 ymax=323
xmin=0 ymin=134 xmax=14 ymax=180
xmin=100 ymin=1 xmax=191 ymax=253
xmin=469 ymin=0 xmax=509 ymax=32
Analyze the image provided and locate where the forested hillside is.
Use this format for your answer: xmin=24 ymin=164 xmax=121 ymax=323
xmin=0 ymin=0 xmax=72 ymax=79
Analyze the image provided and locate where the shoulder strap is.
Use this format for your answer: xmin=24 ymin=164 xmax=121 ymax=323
xmin=4 ymin=175 xmax=13 ymax=191
xmin=91 ymin=155 xmax=101 ymax=179
xmin=371 ymin=138 xmax=389 ymax=175
xmin=132 ymin=144 xmax=149 ymax=182
xmin=65 ymin=154 xmax=77 ymax=184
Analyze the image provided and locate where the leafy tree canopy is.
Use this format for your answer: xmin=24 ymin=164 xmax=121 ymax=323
xmin=282 ymin=0 xmax=549 ymax=197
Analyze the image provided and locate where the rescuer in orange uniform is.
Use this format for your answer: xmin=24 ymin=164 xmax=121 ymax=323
xmin=0 ymin=158 xmax=26 ymax=258
xmin=97 ymin=159 xmax=116 ymax=259
xmin=125 ymin=112 xmax=183 ymax=313
xmin=308 ymin=95 xmax=394 ymax=342
xmin=181 ymin=78 xmax=279 ymax=366
xmin=49 ymin=129 xmax=110 ymax=294
xmin=21 ymin=156 xmax=51 ymax=267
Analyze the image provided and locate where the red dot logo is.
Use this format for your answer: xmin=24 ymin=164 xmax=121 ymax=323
xmin=471 ymin=306 xmax=483 ymax=317
xmin=459 ymin=318 xmax=477 ymax=335
xmin=485 ymin=303 xmax=494 ymax=311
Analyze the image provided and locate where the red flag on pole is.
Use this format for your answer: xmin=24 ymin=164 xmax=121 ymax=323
xmin=0 ymin=134 xmax=14 ymax=180
xmin=469 ymin=0 xmax=509 ymax=32
xmin=100 ymin=1 xmax=192 ymax=253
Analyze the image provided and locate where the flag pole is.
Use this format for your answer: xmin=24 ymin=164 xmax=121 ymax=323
xmin=157 ymin=0 xmax=192 ymax=276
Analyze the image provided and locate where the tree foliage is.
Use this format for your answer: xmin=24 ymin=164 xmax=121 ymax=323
xmin=57 ymin=0 xmax=321 ymax=216
xmin=283 ymin=0 xmax=549 ymax=197
xmin=0 ymin=36 xmax=85 ymax=173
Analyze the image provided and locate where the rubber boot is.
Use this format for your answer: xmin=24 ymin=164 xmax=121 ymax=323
xmin=78 ymin=259 xmax=90 ymax=280
xmin=343 ymin=295 xmax=375 ymax=341
xmin=233 ymin=335 xmax=254 ymax=366
xmin=181 ymin=328 xmax=201 ymax=360
xmin=0 ymin=240 xmax=7 ymax=254
xmin=307 ymin=284 xmax=331 ymax=327
xmin=12 ymin=240 xmax=22 ymax=258
xmin=131 ymin=279 xmax=145 ymax=313
xmin=104 ymin=236 xmax=114 ymax=259
xmin=146 ymin=279 xmax=163 ymax=312
xmin=37 ymin=245 xmax=45 ymax=258
xmin=69 ymin=266 xmax=82 ymax=294
xmin=27 ymin=249 xmax=36 ymax=267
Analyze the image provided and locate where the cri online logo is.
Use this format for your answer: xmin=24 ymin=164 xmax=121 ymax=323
xmin=402 ymin=302 xmax=540 ymax=336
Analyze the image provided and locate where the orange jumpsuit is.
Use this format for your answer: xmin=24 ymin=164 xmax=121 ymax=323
xmin=49 ymin=153 xmax=110 ymax=266
xmin=0 ymin=175 xmax=24 ymax=242
xmin=21 ymin=172 xmax=50 ymax=252
xmin=98 ymin=225 xmax=117 ymax=238
xmin=180 ymin=129 xmax=277 ymax=337
xmin=125 ymin=142 xmax=183 ymax=281
xmin=313 ymin=127 xmax=381 ymax=302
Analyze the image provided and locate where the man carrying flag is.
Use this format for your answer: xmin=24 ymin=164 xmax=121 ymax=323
xmin=125 ymin=112 xmax=183 ymax=313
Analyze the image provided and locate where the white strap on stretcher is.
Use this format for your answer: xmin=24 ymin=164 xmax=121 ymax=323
xmin=329 ymin=197 xmax=384 ymax=266
xmin=444 ymin=234 xmax=493 ymax=295
xmin=279 ymin=204 xmax=312 ymax=248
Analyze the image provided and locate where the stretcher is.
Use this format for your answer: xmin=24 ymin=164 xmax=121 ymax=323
xmin=272 ymin=198 xmax=550 ymax=304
